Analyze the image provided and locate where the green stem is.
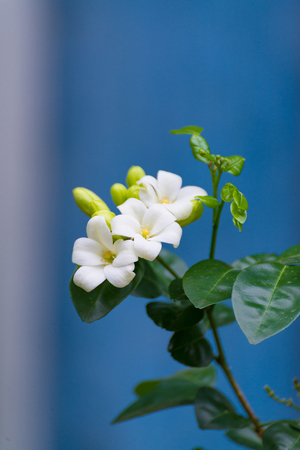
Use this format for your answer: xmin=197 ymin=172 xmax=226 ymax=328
xmin=209 ymin=200 xmax=224 ymax=260
xmin=156 ymin=255 xmax=180 ymax=279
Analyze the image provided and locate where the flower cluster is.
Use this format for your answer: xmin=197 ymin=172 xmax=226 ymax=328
xmin=72 ymin=170 xmax=207 ymax=292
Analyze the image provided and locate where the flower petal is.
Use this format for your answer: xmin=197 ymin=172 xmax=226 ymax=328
xmin=117 ymin=198 xmax=147 ymax=223
xmin=104 ymin=264 xmax=136 ymax=288
xmin=142 ymin=204 xmax=176 ymax=236
xmin=137 ymin=175 xmax=158 ymax=190
xmin=150 ymin=222 xmax=182 ymax=247
xmin=72 ymin=237 xmax=105 ymax=266
xmin=86 ymin=216 xmax=113 ymax=251
xmin=113 ymin=239 xmax=138 ymax=267
xmin=157 ymin=170 xmax=182 ymax=202
xmin=133 ymin=234 xmax=162 ymax=261
xmin=176 ymin=185 xmax=208 ymax=201
xmin=165 ymin=198 xmax=193 ymax=221
xmin=137 ymin=176 xmax=159 ymax=207
xmin=111 ymin=214 xmax=141 ymax=238
xmin=73 ymin=265 xmax=106 ymax=292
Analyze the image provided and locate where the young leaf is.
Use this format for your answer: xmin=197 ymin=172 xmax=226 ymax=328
xmin=113 ymin=366 xmax=216 ymax=423
xmin=221 ymin=183 xmax=237 ymax=202
xmin=226 ymin=428 xmax=263 ymax=449
xmin=276 ymin=244 xmax=300 ymax=265
xmin=169 ymin=125 xmax=204 ymax=135
xmin=146 ymin=301 xmax=204 ymax=332
xmin=169 ymin=278 xmax=188 ymax=301
xmin=222 ymin=155 xmax=245 ymax=176
xmin=231 ymin=201 xmax=247 ymax=223
xmin=168 ymin=326 xmax=213 ymax=367
xmin=131 ymin=260 xmax=163 ymax=299
xmin=263 ymin=421 xmax=300 ymax=450
xmin=150 ymin=249 xmax=188 ymax=298
xmin=183 ymin=260 xmax=240 ymax=309
xmin=189 ymin=134 xmax=214 ymax=164
xmin=70 ymin=259 xmax=145 ymax=323
xmin=231 ymin=253 xmax=278 ymax=270
xmin=232 ymin=263 xmax=300 ymax=344
xmin=201 ymin=304 xmax=236 ymax=333
xmin=233 ymin=190 xmax=248 ymax=210
xmin=194 ymin=387 xmax=251 ymax=430
xmin=195 ymin=196 xmax=220 ymax=209
xmin=233 ymin=217 xmax=243 ymax=231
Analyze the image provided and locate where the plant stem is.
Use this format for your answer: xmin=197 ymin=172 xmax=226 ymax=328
xmin=205 ymin=172 xmax=263 ymax=437
xmin=156 ymin=255 xmax=180 ymax=279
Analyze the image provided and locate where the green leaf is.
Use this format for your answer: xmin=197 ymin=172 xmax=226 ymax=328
xmin=231 ymin=253 xmax=278 ymax=270
xmin=231 ymin=201 xmax=247 ymax=223
xmin=113 ymin=366 xmax=216 ymax=423
xmin=201 ymin=304 xmax=236 ymax=333
xmin=194 ymin=387 xmax=251 ymax=430
xmin=233 ymin=217 xmax=243 ymax=231
xmin=190 ymin=134 xmax=215 ymax=164
xmin=263 ymin=421 xmax=300 ymax=450
xmin=168 ymin=326 xmax=213 ymax=367
xmin=146 ymin=301 xmax=204 ymax=332
xmin=150 ymin=249 xmax=188 ymax=298
xmin=277 ymin=244 xmax=300 ymax=265
xmin=170 ymin=125 xmax=204 ymax=135
xmin=69 ymin=260 xmax=145 ymax=323
xmin=233 ymin=190 xmax=248 ymax=210
xmin=195 ymin=196 xmax=220 ymax=209
xmin=226 ymin=428 xmax=263 ymax=449
xmin=183 ymin=260 xmax=240 ymax=308
xmin=222 ymin=155 xmax=245 ymax=176
xmin=131 ymin=260 xmax=163 ymax=299
xmin=221 ymin=183 xmax=237 ymax=202
xmin=169 ymin=278 xmax=188 ymax=301
xmin=232 ymin=263 xmax=300 ymax=344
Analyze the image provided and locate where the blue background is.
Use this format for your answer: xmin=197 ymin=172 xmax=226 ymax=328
xmin=58 ymin=1 xmax=300 ymax=449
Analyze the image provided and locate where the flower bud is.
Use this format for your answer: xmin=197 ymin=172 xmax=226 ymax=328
xmin=92 ymin=210 xmax=116 ymax=229
xmin=177 ymin=200 xmax=204 ymax=228
xmin=73 ymin=187 xmax=110 ymax=217
xmin=127 ymin=185 xmax=141 ymax=200
xmin=110 ymin=183 xmax=128 ymax=206
xmin=126 ymin=166 xmax=146 ymax=187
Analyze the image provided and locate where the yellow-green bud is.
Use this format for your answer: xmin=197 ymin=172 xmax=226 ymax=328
xmin=177 ymin=200 xmax=204 ymax=228
xmin=126 ymin=166 xmax=146 ymax=187
xmin=127 ymin=185 xmax=141 ymax=200
xmin=73 ymin=187 xmax=110 ymax=217
xmin=110 ymin=183 xmax=128 ymax=206
xmin=92 ymin=210 xmax=116 ymax=229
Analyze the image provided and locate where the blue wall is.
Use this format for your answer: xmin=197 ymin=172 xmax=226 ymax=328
xmin=58 ymin=1 xmax=300 ymax=449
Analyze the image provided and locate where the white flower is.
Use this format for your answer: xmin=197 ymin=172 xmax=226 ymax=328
xmin=72 ymin=216 xmax=138 ymax=292
xmin=111 ymin=198 xmax=182 ymax=261
xmin=137 ymin=170 xmax=207 ymax=221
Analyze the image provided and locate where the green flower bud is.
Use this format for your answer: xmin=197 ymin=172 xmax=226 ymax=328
xmin=92 ymin=210 xmax=116 ymax=229
xmin=110 ymin=183 xmax=128 ymax=206
xmin=126 ymin=166 xmax=146 ymax=187
xmin=177 ymin=200 xmax=204 ymax=228
xmin=127 ymin=185 xmax=141 ymax=200
xmin=73 ymin=187 xmax=110 ymax=217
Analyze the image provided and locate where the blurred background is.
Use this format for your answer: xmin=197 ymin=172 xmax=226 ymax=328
xmin=0 ymin=0 xmax=299 ymax=449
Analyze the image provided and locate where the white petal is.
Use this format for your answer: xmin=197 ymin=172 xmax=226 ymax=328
xmin=134 ymin=234 xmax=162 ymax=261
xmin=157 ymin=170 xmax=182 ymax=202
xmin=137 ymin=175 xmax=158 ymax=190
xmin=137 ymin=176 xmax=159 ymax=207
xmin=86 ymin=216 xmax=113 ymax=251
xmin=142 ymin=204 xmax=176 ymax=236
xmin=111 ymin=214 xmax=141 ymax=238
xmin=73 ymin=265 xmax=106 ymax=292
xmin=165 ymin=198 xmax=193 ymax=221
xmin=72 ymin=238 xmax=105 ymax=266
xmin=117 ymin=198 xmax=147 ymax=223
xmin=176 ymin=185 xmax=208 ymax=201
xmin=113 ymin=239 xmax=138 ymax=267
xmin=150 ymin=222 xmax=182 ymax=247
xmin=104 ymin=264 xmax=136 ymax=288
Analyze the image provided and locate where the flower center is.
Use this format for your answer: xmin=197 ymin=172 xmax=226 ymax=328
xmin=104 ymin=250 xmax=115 ymax=263
xmin=161 ymin=198 xmax=169 ymax=204
xmin=142 ymin=228 xmax=150 ymax=238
